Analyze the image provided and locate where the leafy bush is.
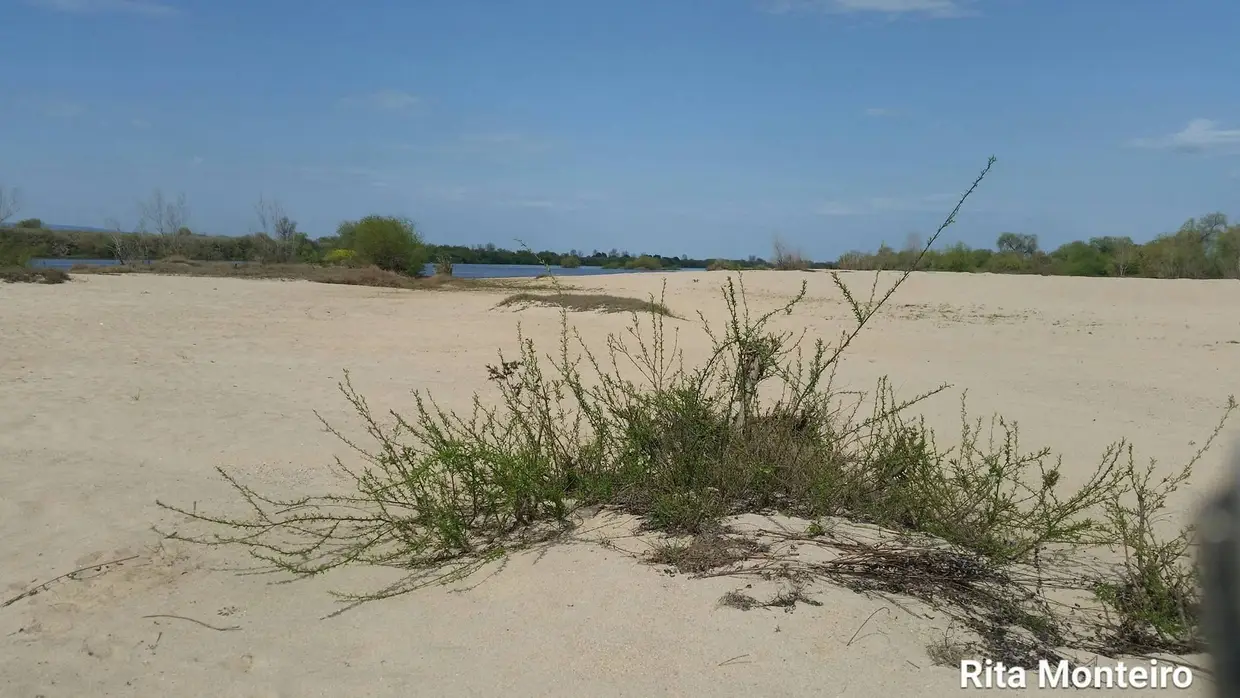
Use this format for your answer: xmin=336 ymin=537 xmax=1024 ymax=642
xmin=0 ymin=238 xmax=34 ymax=266
xmin=559 ymin=254 xmax=582 ymax=269
xmin=15 ymin=218 xmax=43 ymax=229
xmin=625 ymin=255 xmax=664 ymax=270
xmin=323 ymin=248 xmax=357 ymax=265
xmin=337 ymin=215 xmax=429 ymax=276
xmin=1050 ymin=241 xmax=1110 ymax=277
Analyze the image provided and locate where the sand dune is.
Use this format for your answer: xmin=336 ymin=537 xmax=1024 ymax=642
xmin=2 ymin=270 xmax=1237 ymax=696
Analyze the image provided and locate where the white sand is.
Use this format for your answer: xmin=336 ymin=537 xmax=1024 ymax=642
xmin=2 ymin=270 xmax=1237 ymax=696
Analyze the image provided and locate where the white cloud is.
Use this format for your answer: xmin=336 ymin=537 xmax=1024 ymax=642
xmin=189 ymin=156 xmax=203 ymax=166
xmin=761 ymin=0 xmax=973 ymax=18
xmin=338 ymin=89 xmax=421 ymax=112
xmin=1128 ymin=118 xmax=1240 ymax=155
xmin=864 ymin=107 xmax=895 ymax=117
xmin=27 ymin=0 xmax=178 ymax=16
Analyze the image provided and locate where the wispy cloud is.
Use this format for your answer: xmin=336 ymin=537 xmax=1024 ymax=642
xmin=27 ymin=0 xmax=178 ymax=17
xmin=497 ymin=198 xmax=581 ymax=212
xmin=760 ymin=0 xmax=974 ymax=18
xmin=864 ymin=107 xmax=896 ymax=117
xmin=20 ymin=97 xmax=85 ymax=119
xmin=189 ymin=156 xmax=204 ymax=167
xmin=337 ymin=89 xmax=421 ymax=112
xmin=294 ymin=165 xmax=391 ymax=190
xmin=1128 ymin=118 xmax=1240 ymax=155
xmin=816 ymin=201 xmax=861 ymax=216
xmin=418 ymin=186 xmax=470 ymax=202
xmin=44 ymin=102 xmax=85 ymax=119
xmin=395 ymin=132 xmax=553 ymax=158
xmin=816 ymin=193 xmax=957 ymax=216
xmin=457 ymin=132 xmax=550 ymax=155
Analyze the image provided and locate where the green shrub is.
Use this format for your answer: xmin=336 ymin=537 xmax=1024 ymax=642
xmin=0 ymin=238 xmax=34 ymax=266
xmin=15 ymin=218 xmax=43 ymax=229
xmin=323 ymin=248 xmax=357 ymax=265
xmin=559 ymin=254 xmax=582 ymax=269
xmin=984 ymin=252 xmax=1031 ymax=273
xmin=340 ymin=216 xmax=429 ymax=276
xmin=625 ymin=255 xmax=663 ymax=270
xmin=1050 ymin=241 xmax=1110 ymax=277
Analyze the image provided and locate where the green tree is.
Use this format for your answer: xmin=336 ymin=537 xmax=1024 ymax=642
xmin=559 ymin=254 xmax=582 ymax=268
xmin=343 ymin=215 xmax=429 ymax=275
xmin=1142 ymin=230 xmax=1211 ymax=279
xmin=15 ymin=218 xmax=42 ymax=229
xmin=1089 ymin=236 xmax=1139 ymax=277
xmin=1211 ymin=225 xmax=1240 ymax=279
xmin=996 ymin=232 xmax=1039 ymax=257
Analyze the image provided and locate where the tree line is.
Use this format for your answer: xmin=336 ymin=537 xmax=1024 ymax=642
xmin=0 ymin=187 xmax=791 ymax=272
xmin=0 ymin=222 xmax=763 ymax=272
xmin=3 ymin=182 xmax=1236 ymax=279
xmin=838 ymin=214 xmax=1240 ymax=279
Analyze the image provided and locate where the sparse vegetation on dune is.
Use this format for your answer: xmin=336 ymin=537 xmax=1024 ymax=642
xmin=155 ymin=157 xmax=1233 ymax=668
xmin=0 ymin=267 xmax=69 ymax=284
xmin=497 ymin=291 xmax=674 ymax=316
xmin=70 ymin=259 xmax=566 ymax=292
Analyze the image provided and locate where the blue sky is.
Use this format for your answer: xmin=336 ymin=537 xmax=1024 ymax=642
xmin=2 ymin=0 xmax=1239 ymax=260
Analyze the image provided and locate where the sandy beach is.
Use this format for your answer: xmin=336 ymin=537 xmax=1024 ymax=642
xmin=2 ymin=270 xmax=1238 ymax=697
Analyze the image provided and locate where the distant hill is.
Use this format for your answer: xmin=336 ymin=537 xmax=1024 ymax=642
xmin=46 ymin=224 xmax=113 ymax=233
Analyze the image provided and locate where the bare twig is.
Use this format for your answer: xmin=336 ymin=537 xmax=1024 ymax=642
xmin=718 ymin=653 xmax=752 ymax=667
xmin=1 ymin=555 xmax=140 ymax=609
xmin=141 ymin=614 xmax=240 ymax=631
xmin=847 ymin=606 xmax=891 ymax=646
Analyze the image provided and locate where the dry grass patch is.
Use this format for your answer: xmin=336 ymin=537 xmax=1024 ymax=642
xmin=0 ymin=267 xmax=70 ymax=284
xmin=649 ymin=531 xmax=769 ymax=574
xmin=497 ymin=291 xmax=674 ymax=316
